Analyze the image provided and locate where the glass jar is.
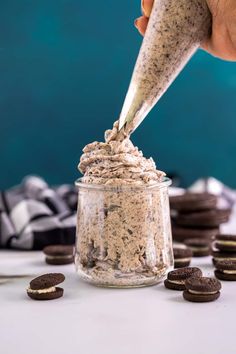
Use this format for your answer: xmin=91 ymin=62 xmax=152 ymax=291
xmin=75 ymin=177 xmax=173 ymax=288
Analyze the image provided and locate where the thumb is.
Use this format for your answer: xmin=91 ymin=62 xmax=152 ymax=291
xmin=141 ymin=0 xmax=154 ymax=18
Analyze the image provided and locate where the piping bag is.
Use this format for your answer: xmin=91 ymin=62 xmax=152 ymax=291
xmin=117 ymin=0 xmax=212 ymax=139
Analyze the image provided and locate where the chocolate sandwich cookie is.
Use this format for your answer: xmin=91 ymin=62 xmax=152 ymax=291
xmin=184 ymin=238 xmax=211 ymax=257
xmin=27 ymin=273 xmax=65 ymax=300
xmin=172 ymin=226 xmax=218 ymax=242
xmin=43 ymin=245 xmax=74 ymax=265
xmin=212 ymin=250 xmax=236 ymax=266
xmin=170 ymin=193 xmax=217 ymax=212
xmin=175 ymin=209 xmax=230 ymax=228
xmin=183 ymin=277 xmax=221 ymax=302
xmin=173 ymin=247 xmax=192 ymax=268
xmin=164 ymin=267 xmax=202 ymax=291
xmin=215 ymin=234 xmax=236 ymax=252
xmin=214 ymin=260 xmax=236 ymax=281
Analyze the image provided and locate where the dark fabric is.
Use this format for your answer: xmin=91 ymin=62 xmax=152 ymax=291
xmin=0 ymin=176 xmax=77 ymax=250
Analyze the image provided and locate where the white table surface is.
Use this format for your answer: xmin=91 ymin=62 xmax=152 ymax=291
xmin=0 ymin=250 xmax=235 ymax=354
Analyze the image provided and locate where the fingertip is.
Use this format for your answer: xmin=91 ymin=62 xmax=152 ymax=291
xmin=134 ymin=16 xmax=149 ymax=36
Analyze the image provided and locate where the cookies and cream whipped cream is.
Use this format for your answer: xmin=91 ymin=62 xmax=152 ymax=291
xmin=78 ymin=121 xmax=165 ymax=185
xmin=75 ymin=121 xmax=172 ymax=287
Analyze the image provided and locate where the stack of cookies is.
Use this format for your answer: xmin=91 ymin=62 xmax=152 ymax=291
xmin=170 ymin=193 xmax=231 ymax=258
xmin=164 ymin=267 xmax=222 ymax=303
xmin=212 ymin=234 xmax=236 ymax=281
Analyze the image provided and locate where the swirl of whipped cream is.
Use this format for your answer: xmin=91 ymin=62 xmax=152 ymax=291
xmin=78 ymin=121 xmax=165 ymax=185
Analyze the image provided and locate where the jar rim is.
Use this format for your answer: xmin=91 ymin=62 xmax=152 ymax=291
xmin=75 ymin=177 xmax=172 ymax=191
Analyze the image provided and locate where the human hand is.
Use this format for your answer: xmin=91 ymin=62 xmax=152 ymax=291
xmin=134 ymin=0 xmax=236 ymax=61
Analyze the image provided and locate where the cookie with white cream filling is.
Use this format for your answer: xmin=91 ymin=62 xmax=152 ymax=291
xmin=27 ymin=273 xmax=65 ymax=300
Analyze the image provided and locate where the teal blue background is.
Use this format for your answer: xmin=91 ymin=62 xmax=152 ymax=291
xmin=1 ymin=1 xmax=236 ymax=189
